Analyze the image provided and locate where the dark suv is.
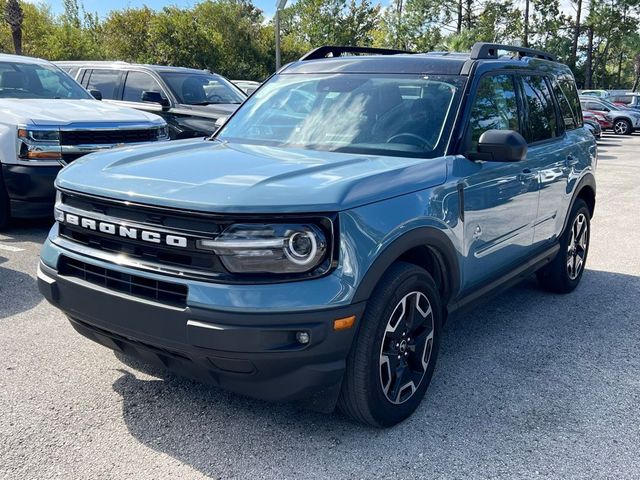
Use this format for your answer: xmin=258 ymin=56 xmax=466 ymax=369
xmin=40 ymin=44 xmax=596 ymax=427
xmin=56 ymin=62 xmax=246 ymax=139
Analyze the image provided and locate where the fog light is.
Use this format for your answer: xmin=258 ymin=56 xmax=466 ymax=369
xmin=296 ymin=331 xmax=310 ymax=345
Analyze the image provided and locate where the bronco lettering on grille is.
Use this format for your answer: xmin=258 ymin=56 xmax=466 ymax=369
xmin=62 ymin=212 xmax=188 ymax=248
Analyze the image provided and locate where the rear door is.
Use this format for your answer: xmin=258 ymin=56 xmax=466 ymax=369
xmin=517 ymin=74 xmax=572 ymax=246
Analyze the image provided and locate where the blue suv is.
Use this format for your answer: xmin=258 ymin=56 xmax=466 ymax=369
xmin=38 ymin=43 xmax=596 ymax=427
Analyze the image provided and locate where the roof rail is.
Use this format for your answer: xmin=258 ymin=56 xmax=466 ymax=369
xmin=299 ymin=45 xmax=411 ymax=61
xmin=470 ymin=42 xmax=556 ymax=62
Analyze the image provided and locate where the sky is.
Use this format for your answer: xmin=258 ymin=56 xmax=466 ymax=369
xmin=40 ymin=0 xmax=576 ymax=28
xmin=42 ymin=0 xmax=286 ymax=18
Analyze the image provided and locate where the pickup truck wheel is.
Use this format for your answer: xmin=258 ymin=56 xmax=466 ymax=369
xmin=613 ymin=118 xmax=632 ymax=135
xmin=537 ymin=198 xmax=590 ymax=293
xmin=338 ymin=262 xmax=441 ymax=427
xmin=0 ymin=181 xmax=10 ymax=231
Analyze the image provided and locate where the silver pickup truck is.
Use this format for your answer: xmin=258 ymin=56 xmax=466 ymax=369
xmin=0 ymin=53 xmax=168 ymax=228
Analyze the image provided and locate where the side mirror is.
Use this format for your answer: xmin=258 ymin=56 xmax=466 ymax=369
xmin=470 ymin=129 xmax=528 ymax=162
xmin=89 ymin=89 xmax=102 ymax=100
xmin=141 ymin=91 xmax=169 ymax=107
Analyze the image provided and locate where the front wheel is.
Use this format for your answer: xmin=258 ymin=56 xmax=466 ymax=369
xmin=613 ymin=118 xmax=632 ymax=135
xmin=537 ymin=198 xmax=591 ymax=293
xmin=338 ymin=262 xmax=442 ymax=427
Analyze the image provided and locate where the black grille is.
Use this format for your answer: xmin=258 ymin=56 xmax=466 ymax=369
xmin=59 ymin=256 xmax=188 ymax=307
xmin=58 ymin=224 xmax=220 ymax=272
xmin=60 ymin=129 xmax=158 ymax=146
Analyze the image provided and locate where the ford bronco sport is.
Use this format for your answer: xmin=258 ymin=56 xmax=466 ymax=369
xmin=38 ymin=43 xmax=596 ymax=427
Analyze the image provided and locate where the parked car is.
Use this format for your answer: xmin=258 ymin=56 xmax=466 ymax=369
xmin=231 ymin=80 xmax=260 ymax=95
xmin=39 ymin=43 xmax=596 ymax=427
xmin=583 ymin=110 xmax=611 ymax=131
xmin=583 ymin=118 xmax=602 ymax=139
xmin=580 ymin=96 xmax=640 ymax=134
xmin=56 ymin=62 xmax=246 ymax=139
xmin=0 ymin=54 xmax=168 ymax=229
xmin=610 ymin=93 xmax=640 ymax=109
xmin=580 ymin=89 xmax=610 ymax=98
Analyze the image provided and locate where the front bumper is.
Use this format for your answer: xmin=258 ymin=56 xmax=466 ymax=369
xmin=1 ymin=164 xmax=61 ymax=218
xmin=37 ymin=261 xmax=365 ymax=402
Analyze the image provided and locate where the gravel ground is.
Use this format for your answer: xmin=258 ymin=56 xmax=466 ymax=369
xmin=1 ymin=132 xmax=639 ymax=480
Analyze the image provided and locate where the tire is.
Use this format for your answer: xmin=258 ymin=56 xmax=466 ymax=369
xmin=536 ymin=198 xmax=591 ymax=293
xmin=338 ymin=262 xmax=442 ymax=427
xmin=613 ymin=118 xmax=632 ymax=135
xmin=0 ymin=177 xmax=10 ymax=231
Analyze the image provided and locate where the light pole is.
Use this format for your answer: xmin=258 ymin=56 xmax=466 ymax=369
xmin=275 ymin=0 xmax=287 ymax=71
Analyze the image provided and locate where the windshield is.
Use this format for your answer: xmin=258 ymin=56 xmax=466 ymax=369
xmin=160 ymin=72 xmax=246 ymax=105
xmin=217 ymin=73 xmax=463 ymax=158
xmin=600 ymin=99 xmax=626 ymax=110
xmin=0 ymin=61 xmax=91 ymax=100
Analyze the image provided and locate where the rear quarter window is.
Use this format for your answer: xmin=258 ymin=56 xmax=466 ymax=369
xmin=551 ymin=79 xmax=582 ymax=130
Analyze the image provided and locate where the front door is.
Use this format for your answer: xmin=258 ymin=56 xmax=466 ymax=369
xmin=457 ymin=73 xmax=539 ymax=291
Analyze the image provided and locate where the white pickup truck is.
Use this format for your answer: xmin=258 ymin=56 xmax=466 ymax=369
xmin=0 ymin=53 xmax=168 ymax=229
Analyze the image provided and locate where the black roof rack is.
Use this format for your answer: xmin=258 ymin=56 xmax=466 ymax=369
xmin=299 ymin=45 xmax=411 ymax=61
xmin=470 ymin=42 xmax=557 ymax=62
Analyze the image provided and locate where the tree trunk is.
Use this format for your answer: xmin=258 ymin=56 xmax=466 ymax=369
xmin=584 ymin=26 xmax=593 ymax=89
xmin=457 ymin=0 xmax=462 ymax=34
xmin=11 ymin=27 xmax=21 ymax=55
xmin=617 ymin=51 xmax=624 ymax=88
xmin=396 ymin=0 xmax=403 ymax=50
xmin=599 ymin=40 xmax=610 ymax=89
xmin=523 ymin=0 xmax=529 ymax=48
xmin=465 ymin=0 xmax=472 ymax=29
xmin=569 ymin=0 xmax=582 ymax=69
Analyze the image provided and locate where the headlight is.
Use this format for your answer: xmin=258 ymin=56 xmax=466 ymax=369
xmin=197 ymin=223 xmax=329 ymax=274
xmin=17 ymin=127 xmax=62 ymax=160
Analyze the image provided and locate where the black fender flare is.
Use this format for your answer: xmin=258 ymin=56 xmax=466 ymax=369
xmin=351 ymin=227 xmax=460 ymax=305
xmin=561 ymin=172 xmax=596 ymax=235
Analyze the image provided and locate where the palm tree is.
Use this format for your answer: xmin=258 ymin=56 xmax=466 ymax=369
xmin=4 ymin=0 xmax=24 ymax=55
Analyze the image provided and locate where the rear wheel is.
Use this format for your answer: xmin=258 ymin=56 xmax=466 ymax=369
xmin=537 ymin=198 xmax=590 ymax=293
xmin=338 ymin=262 xmax=441 ymax=427
xmin=613 ymin=118 xmax=632 ymax=135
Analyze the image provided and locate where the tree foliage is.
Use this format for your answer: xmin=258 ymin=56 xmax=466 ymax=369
xmin=0 ymin=0 xmax=638 ymax=87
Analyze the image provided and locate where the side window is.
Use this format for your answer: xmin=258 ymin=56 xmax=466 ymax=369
xmin=588 ymin=101 xmax=605 ymax=111
xmin=123 ymin=71 xmax=166 ymax=103
xmin=467 ymin=74 xmax=519 ymax=152
xmin=86 ymin=69 xmax=121 ymax=100
xmin=557 ymin=73 xmax=583 ymax=126
xmin=551 ymin=78 xmax=578 ymax=130
xmin=521 ymin=75 xmax=557 ymax=143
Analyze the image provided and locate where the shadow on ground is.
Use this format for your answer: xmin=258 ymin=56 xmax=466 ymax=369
xmin=110 ymin=268 xmax=640 ymax=478
xmin=0 ymin=263 xmax=43 ymax=319
xmin=0 ymin=218 xmax=52 ymax=244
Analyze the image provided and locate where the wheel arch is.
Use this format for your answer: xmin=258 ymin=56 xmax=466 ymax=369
xmin=562 ymin=173 xmax=596 ymax=235
xmin=352 ymin=227 xmax=460 ymax=311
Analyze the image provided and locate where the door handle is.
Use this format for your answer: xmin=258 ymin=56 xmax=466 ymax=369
xmin=566 ymin=154 xmax=579 ymax=166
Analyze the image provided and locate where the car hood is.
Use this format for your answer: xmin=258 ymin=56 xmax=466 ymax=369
xmin=56 ymin=139 xmax=448 ymax=213
xmin=0 ymin=99 xmax=163 ymax=126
